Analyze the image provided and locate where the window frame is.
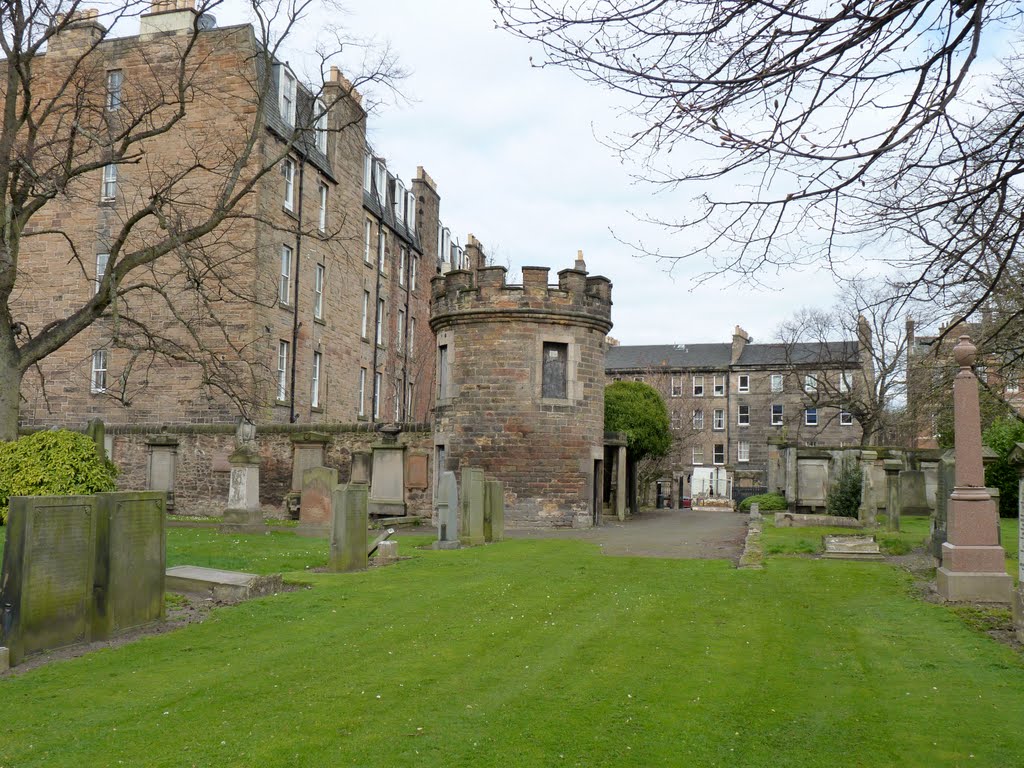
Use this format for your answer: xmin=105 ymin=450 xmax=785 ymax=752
xmin=670 ymin=375 xmax=683 ymax=397
xmin=311 ymin=351 xmax=322 ymax=409
xmin=839 ymin=371 xmax=853 ymax=393
xmin=364 ymin=219 xmax=373 ymax=264
xmin=737 ymin=404 xmax=750 ymax=426
xmin=804 ymin=374 xmax=818 ymax=394
xmin=317 ymin=182 xmax=328 ymax=232
xmin=361 ymin=290 xmax=370 ymax=339
xmin=377 ymin=229 xmax=387 ymax=273
xmin=375 ymin=297 xmax=385 ymax=346
xmin=373 ymin=371 xmax=382 ymax=419
xmin=692 ymin=445 xmax=704 ymax=465
xmin=95 ymin=252 xmax=109 ymax=295
xmin=713 ymin=444 xmax=725 ymax=465
xmin=692 ymin=409 xmax=704 ymax=430
xmin=90 ymin=349 xmax=108 ymax=393
xmin=106 ymin=70 xmax=123 ymax=111
xmin=396 ymin=309 xmax=405 ymax=353
xmin=737 ymin=441 xmax=750 ymax=463
xmin=314 ymin=98 xmax=327 ymax=153
xmin=398 ymin=246 xmax=407 ymax=286
xmin=737 ymin=374 xmax=750 ymax=393
xmin=281 ymin=157 xmax=295 ymax=211
xmin=805 ymin=407 xmax=818 ymax=426
xmin=276 ymin=340 xmax=289 ymax=401
xmin=313 ymin=263 xmax=325 ymax=320
xmin=693 ymin=375 xmax=705 ymax=397
xmin=771 ymin=403 xmax=784 ymax=425
xmin=840 ymin=410 xmax=854 ymax=426
xmin=101 ymin=163 xmax=117 ymax=201
xmin=712 ymin=408 xmax=725 ymax=431
xmin=770 ymin=373 xmax=783 ymax=393
xmin=279 ymin=66 xmax=297 ymax=126
xmin=713 ymin=375 xmax=725 ymax=396
xmin=358 ymin=367 xmax=367 ymax=417
xmin=279 ymin=244 xmax=292 ymax=305
xmin=410 ymin=254 xmax=418 ymax=290
xmin=438 ymin=344 xmax=449 ymax=400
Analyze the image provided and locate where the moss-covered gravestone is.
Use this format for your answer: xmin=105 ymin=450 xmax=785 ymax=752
xmin=460 ymin=468 xmax=485 ymax=546
xmin=0 ymin=491 xmax=167 ymax=667
xmin=484 ymin=479 xmax=505 ymax=543
xmin=329 ymin=483 xmax=368 ymax=572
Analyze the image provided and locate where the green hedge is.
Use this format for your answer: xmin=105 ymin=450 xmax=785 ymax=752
xmin=0 ymin=430 xmax=118 ymax=524
xmin=739 ymin=492 xmax=787 ymax=512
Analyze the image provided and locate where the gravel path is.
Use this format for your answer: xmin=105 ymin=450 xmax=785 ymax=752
xmin=505 ymin=508 xmax=748 ymax=561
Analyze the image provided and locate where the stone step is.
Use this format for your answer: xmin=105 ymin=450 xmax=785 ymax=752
xmin=165 ymin=565 xmax=282 ymax=601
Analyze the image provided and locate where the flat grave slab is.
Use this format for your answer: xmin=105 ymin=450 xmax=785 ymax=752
xmin=165 ymin=565 xmax=282 ymax=601
xmin=822 ymin=534 xmax=884 ymax=561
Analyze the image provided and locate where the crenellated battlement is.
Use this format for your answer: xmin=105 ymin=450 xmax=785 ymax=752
xmin=430 ymin=256 xmax=613 ymax=333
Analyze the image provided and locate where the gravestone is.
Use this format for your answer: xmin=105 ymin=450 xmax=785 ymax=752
xmin=85 ymin=418 xmax=106 ymax=460
xmin=936 ymin=336 xmax=1012 ymax=603
xmin=369 ymin=438 xmax=406 ymax=517
xmin=406 ymin=453 xmax=429 ymax=490
xmin=93 ymin=492 xmax=166 ymax=640
xmin=898 ymin=470 xmax=931 ymax=516
xmin=484 ymin=479 xmax=505 ymax=542
xmin=0 ymin=495 xmax=97 ymax=666
xmin=433 ymin=470 xmax=460 ymax=550
xmin=297 ymin=466 xmax=337 ymax=537
xmin=858 ymin=450 xmax=877 ymax=524
xmin=289 ymin=432 xmax=329 ymax=516
xmin=460 ymin=467 xmax=486 ymax=546
xmin=329 ymin=483 xmax=368 ymax=572
xmin=749 ymin=502 xmax=761 ymax=520
xmin=221 ymin=424 xmax=262 ymax=533
xmin=929 ymin=450 xmax=956 ymax=559
xmin=822 ymin=534 xmax=883 ymax=560
xmin=351 ymin=451 xmax=372 ymax=484
xmin=146 ymin=435 xmax=179 ymax=513
xmin=0 ymin=646 xmax=8 ymax=673
xmin=883 ymin=459 xmax=902 ymax=532
xmin=796 ymin=458 xmax=829 ymax=511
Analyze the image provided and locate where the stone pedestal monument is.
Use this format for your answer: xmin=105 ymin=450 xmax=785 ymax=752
xmin=369 ymin=425 xmax=406 ymax=517
xmin=1008 ymin=443 xmax=1024 ymax=638
xmin=936 ymin=337 xmax=1012 ymax=603
xmin=221 ymin=420 xmax=263 ymax=533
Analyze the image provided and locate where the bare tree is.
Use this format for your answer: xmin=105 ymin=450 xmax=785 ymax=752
xmin=776 ymin=280 xmax=926 ymax=445
xmin=0 ymin=0 xmax=400 ymax=439
xmin=494 ymin=1 xmax=1024 ymax=325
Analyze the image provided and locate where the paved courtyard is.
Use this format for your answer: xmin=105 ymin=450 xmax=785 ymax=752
xmin=505 ymin=508 xmax=747 ymax=560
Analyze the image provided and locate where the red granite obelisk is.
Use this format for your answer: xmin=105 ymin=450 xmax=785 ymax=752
xmin=936 ymin=336 xmax=1012 ymax=602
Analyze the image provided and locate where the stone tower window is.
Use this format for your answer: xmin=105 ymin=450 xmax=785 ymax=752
xmin=542 ymin=342 xmax=568 ymax=399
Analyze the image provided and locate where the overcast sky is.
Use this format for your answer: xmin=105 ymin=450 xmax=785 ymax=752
xmin=279 ymin=0 xmax=847 ymax=346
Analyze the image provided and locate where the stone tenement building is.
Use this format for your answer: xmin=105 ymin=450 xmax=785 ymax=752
xmin=606 ymin=326 xmax=872 ymax=504
xmin=13 ymin=1 xmax=472 ymax=433
xmin=431 ymin=257 xmax=613 ymax=528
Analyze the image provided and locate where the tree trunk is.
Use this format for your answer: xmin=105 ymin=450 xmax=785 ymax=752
xmin=0 ymin=347 xmax=22 ymax=441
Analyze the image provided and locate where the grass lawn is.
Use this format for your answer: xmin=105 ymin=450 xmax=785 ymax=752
xmin=2 ymin=528 xmax=1024 ymax=767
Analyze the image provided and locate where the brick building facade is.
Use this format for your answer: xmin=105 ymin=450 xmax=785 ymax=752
xmin=12 ymin=2 xmax=465 ymax=435
xmin=431 ymin=258 xmax=613 ymax=528
xmin=606 ymin=326 xmax=871 ymax=505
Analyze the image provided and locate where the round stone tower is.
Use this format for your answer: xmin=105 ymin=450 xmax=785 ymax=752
xmin=430 ymin=256 xmax=613 ymax=528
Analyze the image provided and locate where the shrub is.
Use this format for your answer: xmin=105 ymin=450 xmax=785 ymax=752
xmin=0 ymin=430 xmax=118 ymax=524
xmin=983 ymin=417 xmax=1024 ymax=518
xmin=739 ymin=492 xmax=787 ymax=512
xmin=825 ymin=462 xmax=862 ymax=518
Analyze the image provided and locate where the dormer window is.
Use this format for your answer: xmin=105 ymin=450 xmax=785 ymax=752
xmin=373 ymin=159 xmax=386 ymax=206
xmin=315 ymin=98 xmax=327 ymax=153
xmin=405 ymin=191 xmax=416 ymax=229
xmin=278 ymin=66 xmax=297 ymax=126
xmin=394 ymin=179 xmax=406 ymax=223
xmin=363 ymin=152 xmax=372 ymax=193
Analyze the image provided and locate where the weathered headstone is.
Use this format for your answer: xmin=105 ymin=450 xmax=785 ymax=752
xmin=796 ymin=457 xmax=829 ymax=511
xmin=351 ymin=451 xmax=372 ymax=484
xmin=288 ymin=432 xmax=330 ymax=516
xmin=936 ymin=336 xmax=1012 ymax=603
xmin=883 ymin=459 xmax=902 ymax=532
xmin=297 ymin=466 xmax=337 ymax=537
xmin=221 ymin=424 xmax=262 ymax=533
xmin=146 ymin=435 xmax=179 ymax=513
xmin=406 ymin=453 xmax=429 ymax=490
xmin=376 ymin=540 xmax=399 ymax=563
xmin=898 ymin=470 xmax=931 ymax=516
xmin=369 ymin=432 xmax=406 ymax=517
xmin=460 ymin=467 xmax=486 ymax=546
xmin=749 ymin=502 xmax=761 ymax=520
xmin=929 ymin=450 xmax=956 ymax=560
xmin=329 ymin=483 xmax=368 ymax=572
xmin=0 ymin=496 xmax=97 ymax=666
xmin=484 ymin=479 xmax=505 ymax=542
xmin=822 ymin=534 xmax=883 ymax=560
xmin=433 ymin=471 xmax=460 ymax=550
xmin=93 ymin=492 xmax=166 ymax=640
xmin=0 ymin=645 xmax=9 ymax=672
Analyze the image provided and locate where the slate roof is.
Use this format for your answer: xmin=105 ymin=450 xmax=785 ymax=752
xmin=605 ymin=344 xmax=732 ymax=371
xmin=605 ymin=341 xmax=859 ymax=372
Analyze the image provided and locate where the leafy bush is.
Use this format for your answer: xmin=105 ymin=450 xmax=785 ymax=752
xmin=739 ymin=492 xmax=787 ymax=512
xmin=604 ymin=381 xmax=672 ymax=461
xmin=826 ymin=462 xmax=862 ymax=518
xmin=983 ymin=417 xmax=1024 ymax=518
xmin=0 ymin=430 xmax=118 ymax=524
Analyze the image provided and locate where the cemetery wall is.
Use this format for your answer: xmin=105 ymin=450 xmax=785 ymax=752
xmin=107 ymin=424 xmax=432 ymax=517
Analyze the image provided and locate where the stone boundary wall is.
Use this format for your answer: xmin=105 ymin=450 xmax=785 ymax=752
xmin=106 ymin=423 xmax=433 ymax=518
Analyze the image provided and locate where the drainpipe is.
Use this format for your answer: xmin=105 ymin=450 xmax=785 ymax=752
xmin=289 ymin=157 xmax=305 ymax=423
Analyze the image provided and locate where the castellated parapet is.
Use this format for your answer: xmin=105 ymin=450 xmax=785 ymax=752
xmin=430 ymin=260 xmax=613 ymax=528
